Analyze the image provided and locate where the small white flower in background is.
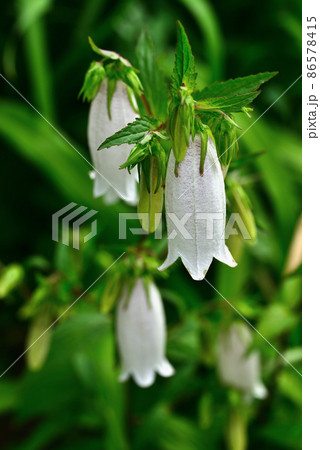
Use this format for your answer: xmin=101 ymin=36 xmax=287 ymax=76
xmin=217 ymin=323 xmax=267 ymax=400
xmin=159 ymin=135 xmax=236 ymax=281
xmin=116 ymin=279 xmax=174 ymax=388
xmin=88 ymin=79 xmax=138 ymax=205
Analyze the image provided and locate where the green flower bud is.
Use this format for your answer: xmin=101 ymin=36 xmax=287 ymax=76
xmin=210 ymin=116 xmax=239 ymax=167
xmin=138 ymin=157 xmax=163 ymax=233
xmin=125 ymin=69 xmax=143 ymax=97
xmin=79 ymin=61 xmax=106 ymax=102
xmin=100 ymin=272 xmax=123 ymax=313
xmin=229 ymin=180 xmax=257 ymax=243
xmin=26 ymin=311 xmax=52 ymax=371
xmin=170 ymin=104 xmax=189 ymax=163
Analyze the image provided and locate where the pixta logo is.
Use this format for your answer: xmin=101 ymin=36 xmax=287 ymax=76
xmin=52 ymin=203 xmax=98 ymax=249
xmin=118 ymin=212 xmax=251 ymax=240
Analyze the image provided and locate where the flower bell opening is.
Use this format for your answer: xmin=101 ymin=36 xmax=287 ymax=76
xmin=116 ymin=279 xmax=174 ymax=388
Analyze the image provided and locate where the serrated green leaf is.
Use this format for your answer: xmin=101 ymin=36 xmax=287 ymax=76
xmin=195 ymin=91 xmax=260 ymax=114
xmin=98 ymin=116 xmax=162 ymax=149
xmin=136 ymin=30 xmax=168 ymax=120
xmin=194 ymin=72 xmax=277 ymax=100
xmin=171 ymin=21 xmax=197 ymax=95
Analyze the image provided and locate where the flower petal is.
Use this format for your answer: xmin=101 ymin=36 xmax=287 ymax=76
xmin=252 ymin=382 xmax=268 ymax=399
xmin=156 ymin=359 xmax=175 ymax=377
xmin=158 ymin=247 xmax=180 ymax=272
xmin=133 ymin=369 xmax=156 ymax=388
xmin=103 ymin=187 xmax=119 ymax=205
xmin=118 ymin=371 xmax=130 ymax=383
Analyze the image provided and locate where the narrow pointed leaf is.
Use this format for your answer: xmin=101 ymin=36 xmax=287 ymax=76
xmin=171 ymin=21 xmax=197 ymax=95
xmin=194 ymin=72 xmax=277 ymax=100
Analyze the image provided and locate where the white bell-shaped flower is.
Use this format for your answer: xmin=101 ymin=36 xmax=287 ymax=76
xmin=88 ymin=79 xmax=138 ymax=205
xmin=217 ymin=323 xmax=267 ymax=400
xmin=116 ymin=279 xmax=174 ymax=387
xmin=159 ymin=135 xmax=236 ymax=280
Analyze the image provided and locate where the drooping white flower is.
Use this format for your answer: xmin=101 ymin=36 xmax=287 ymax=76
xmin=88 ymin=79 xmax=138 ymax=205
xmin=116 ymin=279 xmax=174 ymax=387
xmin=217 ymin=323 xmax=267 ymax=400
xmin=159 ymin=135 xmax=236 ymax=280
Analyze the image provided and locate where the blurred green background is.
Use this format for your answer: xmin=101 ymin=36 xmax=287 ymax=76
xmin=0 ymin=0 xmax=301 ymax=449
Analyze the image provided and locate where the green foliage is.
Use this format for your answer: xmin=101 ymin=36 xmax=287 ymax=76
xmin=26 ymin=311 xmax=52 ymax=371
xmin=98 ymin=116 xmax=162 ymax=149
xmin=135 ymin=30 xmax=168 ymax=120
xmin=195 ymin=72 xmax=278 ymax=100
xmin=171 ymin=21 xmax=197 ymax=95
xmin=195 ymin=91 xmax=260 ymax=114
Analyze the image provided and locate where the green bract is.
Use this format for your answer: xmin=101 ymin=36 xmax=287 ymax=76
xmin=78 ymin=61 xmax=106 ymax=102
xmin=79 ymin=37 xmax=143 ymax=104
xmin=207 ymin=115 xmax=239 ymax=167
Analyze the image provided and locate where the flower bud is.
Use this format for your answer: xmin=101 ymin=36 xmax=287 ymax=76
xmin=116 ymin=279 xmax=174 ymax=387
xmin=26 ymin=311 xmax=52 ymax=371
xmin=79 ymin=61 xmax=106 ymax=102
xmin=137 ymin=157 xmax=163 ymax=233
xmin=170 ymin=104 xmax=189 ymax=163
xmin=210 ymin=116 xmax=239 ymax=167
xmin=229 ymin=180 xmax=257 ymax=243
